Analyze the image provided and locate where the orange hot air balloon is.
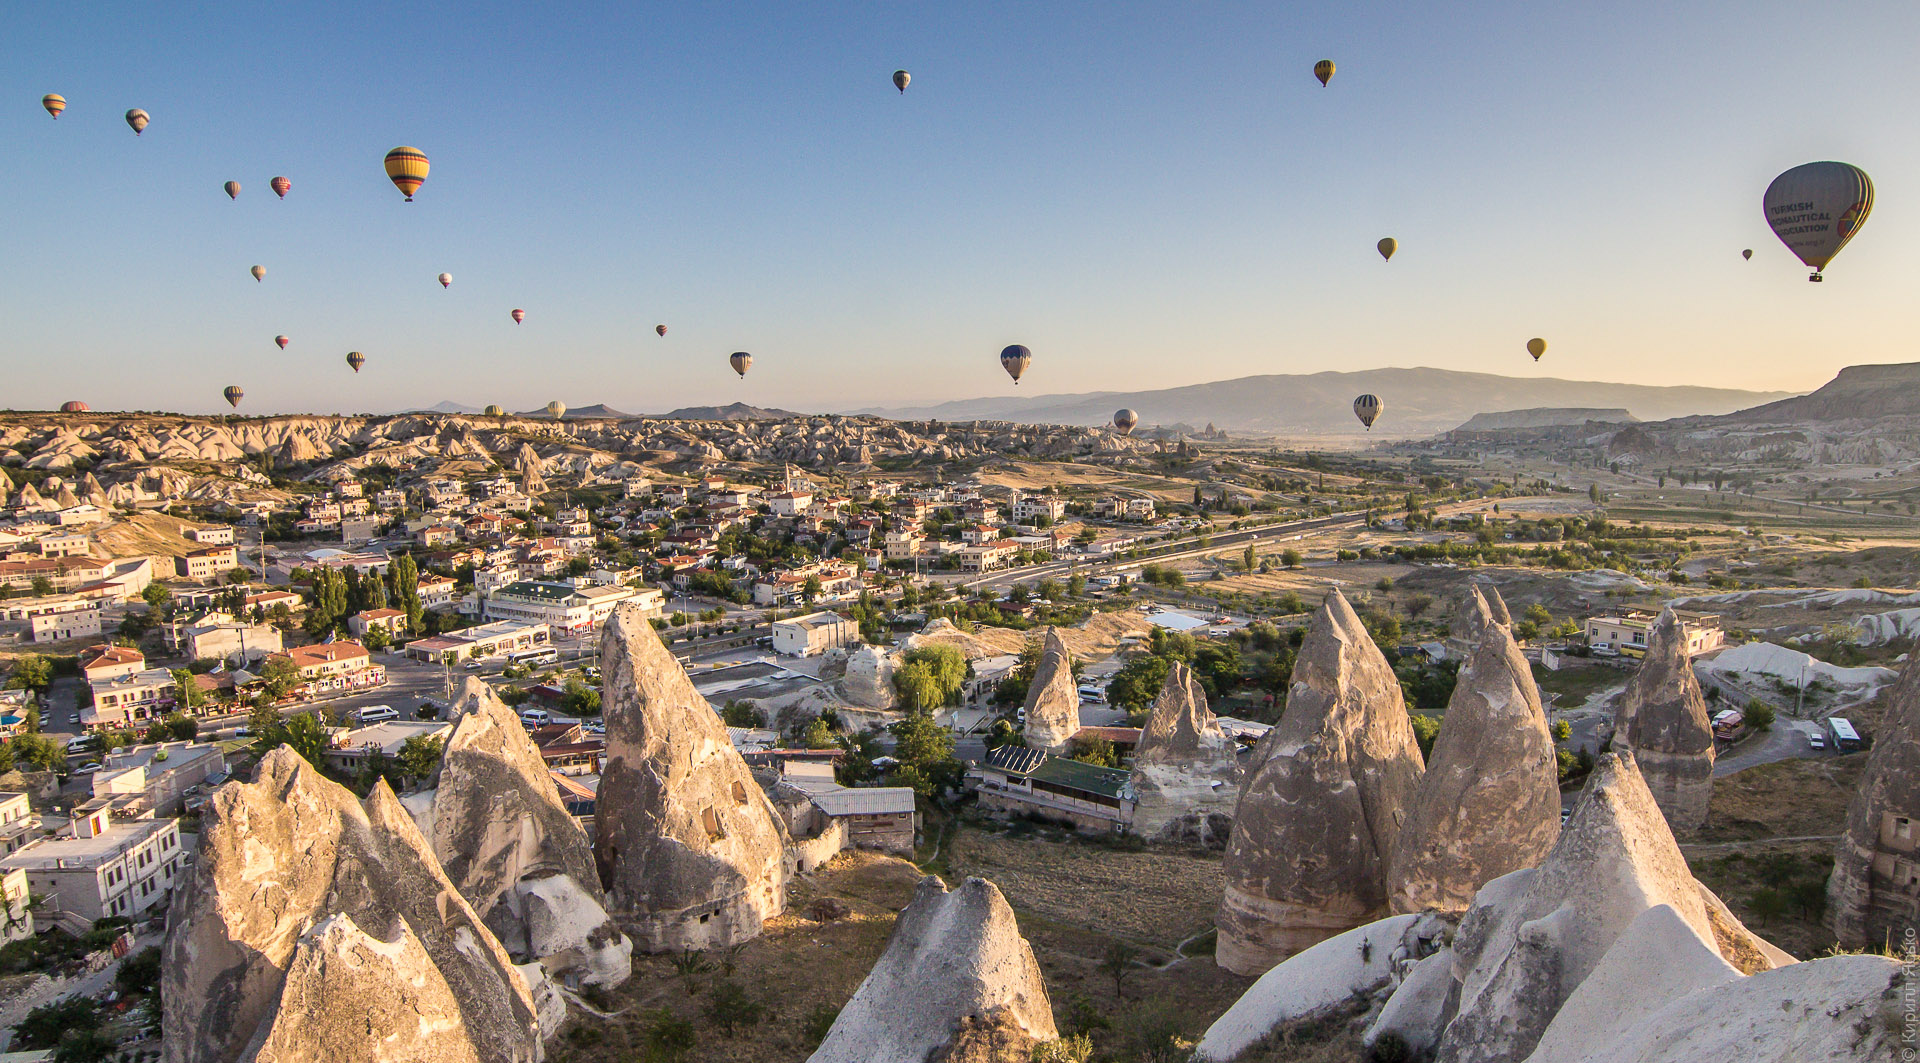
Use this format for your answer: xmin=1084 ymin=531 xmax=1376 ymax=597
xmin=511 ymin=309 xmax=526 ymax=324
xmin=384 ymin=146 xmax=429 ymax=201
xmin=438 ymin=272 xmax=452 ymax=288
xmin=271 ymin=176 xmax=290 ymax=198
xmin=224 ymin=181 xmax=241 ymax=200
xmin=41 ymin=94 xmax=65 ymax=119
xmin=60 ymin=400 xmax=89 ymax=413
xmin=1314 ymin=60 xmax=1335 ymax=86
xmin=275 ymin=335 xmax=289 ymax=350
xmin=125 ymin=108 xmax=148 ymax=134
xmin=346 ymin=351 xmax=365 ymax=373
xmin=656 ymin=324 xmax=667 ymax=337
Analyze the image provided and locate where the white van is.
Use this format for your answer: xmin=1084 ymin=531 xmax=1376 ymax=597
xmin=355 ymin=705 xmax=400 ymax=725
xmin=519 ymin=709 xmax=551 ymax=729
xmin=1077 ymin=685 xmax=1105 ymax=703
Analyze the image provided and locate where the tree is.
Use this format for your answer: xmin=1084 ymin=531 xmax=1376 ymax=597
xmin=892 ymin=645 xmax=968 ymax=711
xmin=560 ymin=679 xmax=601 ymax=717
xmin=889 ymin=711 xmax=955 ymax=768
xmin=155 ymin=712 xmax=198 ymax=742
xmin=1069 ymin=736 xmax=1117 ymax=767
xmin=721 ymin=701 xmax=766 ymax=728
xmin=5 ymin=655 xmax=52 ymax=691
xmin=1280 ymin=548 xmax=1302 ymax=568
xmin=396 ymin=735 xmax=444 ymax=780
xmin=1551 ymin=720 xmax=1573 ymax=742
xmin=1744 ymin=698 xmax=1776 ymax=732
xmin=9 ymin=734 xmax=62 ymax=773
xmin=1242 ymin=544 xmax=1256 ymax=572
xmin=259 ymin=656 xmax=301 ymax=700
xmin=1105 ymin=654 xmax=1172 ymax=718
xmin=1788 ymin=878 xmax=1827 ymax=920
xmin=141 ymin=582 xmax=173 ymax=611
xmin=172 ymin=670 xmax=205 ymax=712
xmin=12 ymin=997 xmax=103 ymax=1050
xmin=1748 ymin=886 xmax=1788 ymax=925
xmin=260 ymin=712 xmax=328 ymax=764
xmin=801 ymin=574 xmax=823 ymax=603
xmin=362 ymin=624 xmax=391 ymax=652
xmin=391 ymin=553 xmax=423 ymax=633
xmin=701 ymin=980 xmax=765 ymax=1037
xmin=1406 ymin=593 xmax=1433 ymax=618
xmin=1589 ymin=484 xmax=1602 ymax=504
xmin=1099 ymin=940 xmax=1141 ymax=998
xmin=29 ymin=577 xmax=54 ymax=598
xmin=1409 ymin=714 xmax=1441 ymax=761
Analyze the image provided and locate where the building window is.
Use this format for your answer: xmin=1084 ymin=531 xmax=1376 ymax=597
xmin=1899 ymin=817 xmax=1913 ymax=840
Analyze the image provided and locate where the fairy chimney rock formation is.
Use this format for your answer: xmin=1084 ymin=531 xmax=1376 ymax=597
xmin=594 ymin=602 xmax=790 ymax=952
xmin=1610 ymin=610 xmax=1715 ymax=833
xmin=1828 ymin=638 xmax=1920 ymax=948
xmin=1020 ymin=628 xmax=1079 ymax=755
xmin=161 ymin=747 xmax=546 ymax=1063
xmin=1217 ymin=589 xmax=1426 ymax=975
xmin=1387 ymin=622 xmax=1562 ymax=914
xmin=840 ymin=643 xmax=900 ymax=710
xmin=1449 ymin=584 xmax=1495 ymax=648
xmin=808 ymin=876 xmax=1057 ymax=1063
xmin=1479 ymin=582 xmax=1512 ymax=627
xmin=1130 ymin=661 xmax=1241 ymax=838
xmin=1432 ymin=750 xmax=1779 ymax=1063
xmin=409 ymin=678 xmax=631 ymax=986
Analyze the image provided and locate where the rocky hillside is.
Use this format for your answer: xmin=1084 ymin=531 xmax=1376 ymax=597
xmin=1451 ymin=408 xmax=1636 ymax=432
xmin=0 ymin=411 xmax=1151 ymax=506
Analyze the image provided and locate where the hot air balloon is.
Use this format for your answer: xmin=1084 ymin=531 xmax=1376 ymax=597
xmin=1526 ymin=337 xmax=1546 ymax=362
xmin=1113 ymin=409 xmax=1139 ymax=435
xmin=484 ymin=404 xmax=505 ymax=418
xmin=893 ymin=70 xmax=910 ymax=93
xmin=274 ymin=335 xmax=289 ymax=350
xmin=656 ymin=324 xmax=667 ymax=337
xmin=250 ymin=265 xmax=265 ymax=282
xmin=346 ymin=351 xmax=365 ymax=373
xmin=729 ymin=352 xmax=752 ymax=378
xmin=125 ymin=108 xmax=148 ymax=135
xmin=1377 ymin=237 xmax=1397 ymax=262
xmin=60 ymin=401 xmax=89 ymax=413
xmin=271 ymin=176 xmax=290 ymax=198
xmin=1352 ymin=394 xmax=1381 ymax=429
xmin=511 ymin=309 xmax=525 ymax=324
xmin=223 ymin=181 xmax=241 ymax=200
xmin=1314 ymin=60 xmax=1335 ymax=86
xmin=546 ymin=400 xmax=566 ymax=419
xmin=1742 ymin=249 xmax=1753 ymax=261
xmin=438 ymin=272 xmax=452 ymax=288
xmin=41 ymin=94 xmax=64 ymax=119
xmin=224 ymin=386 xmax=244 ymax=409
xmin=999 ymin=344 xmax=1031 ymax=385
xmin=384 ymin=146 xmax=429 ymax=201
xmin=1764 ymin=161 xmax=1874 ymax=282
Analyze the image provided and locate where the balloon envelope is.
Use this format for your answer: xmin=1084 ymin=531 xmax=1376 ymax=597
xmin=729 ymin=352 xmax=752 ymax=378
xmin=274 ymin=335 xmax=289 ymax=350
xmin=346 ymin=351 xmax=365 ymax=373
xmin=484 ymin=404 xmax=505 ymax=417
xmin=999 ymin=344 xmax=1031 ymax=384
xmin=1352 ymin=393 xmax=1382 ymax=429
xmin=60 ymin=401 xmax=88 ymax=413
xmin=1113 ymin=409 xmax=1139 ymax=435
xmin=511 ymin=308 xmax=525 ymax=324
xmin=1314 ymin=60 xmax=1335 ymax=86
xmin=1526 ymin=337 xmax=1546 ymax=362
xmin=656 ymin=324 xmax=667 ymax=337
xmin=224 ymin=181 xmax=240 ymax=200
xmin=1377 ymin=237 xmax=1397 ymax=261
xmin=271 ymin=176 xmax=290 ymax=198
xmin=437 ymin=273 xmax=452 ymax=288
xmin=223 ymin=386 xmax=244 ymax=409
xmin=125 ymin=108 xmax=148 ymax=134
xmin=1764 ymin=161 xmax=1873 ymax=276
xmin=546 ymin=400 xmax=566 ymax=419
xmin=42 ymin=94 xmax=64 ymax=119
xmin=250 ymin=265 xmax=265 ymax=282
xmin=894 ymin=70 xmax=910 ymax=93
xmin=1742 ymin=249 xmax=1753 ymax=261
xmin=384 ymin=146 xmax=429 ymax=201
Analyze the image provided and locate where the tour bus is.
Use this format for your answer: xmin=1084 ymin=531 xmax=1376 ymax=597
xmin=1826 ymin=717 xmax=1863 ymax=753
xmin=508 ymin=647 xmax=559 ymax=669
xmin=355 ymin=705 xmax=400 ymax=725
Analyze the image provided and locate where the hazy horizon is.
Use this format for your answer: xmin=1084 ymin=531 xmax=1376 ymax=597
xmin=7 ymin=2 xmax=1919 ymax=414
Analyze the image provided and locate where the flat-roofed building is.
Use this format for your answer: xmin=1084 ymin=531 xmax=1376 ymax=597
xmin=93 ymin=741 xmax=228 ymax=817
xmin=186 ymin=525 xmax=235 ymax=545
xmin=1584 ymin=610 xmax=1724 ymax=658
xmin=771 ymin=611 xmax=856 ymax=657
xmin=176 ymin=545 xmax=240 ymax=582
xmin=27 ymin=603 xmax=101 ymax=643
xmin=971 ymin=746 xmax=1135 ymax=835
xmin=85 ymin=668 xmax=176 ymax=728
xmin=0 ymin=805 xmax=182 ymax=934
xmin=323 ymin=719 xmax=453 ymax=773
xmin=402 ymin=619 xmax=549 ymax=662
xmin=482 ymin=579 xmax=657 ymax=637
xmin=185 ymin=616 xmax=283 ymax=666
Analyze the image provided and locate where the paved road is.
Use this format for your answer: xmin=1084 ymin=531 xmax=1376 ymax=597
xmin=1714 ymin=717 xmax=1825 ymax=776
xmin=962 ymin=512 xmax=1365 ymax=592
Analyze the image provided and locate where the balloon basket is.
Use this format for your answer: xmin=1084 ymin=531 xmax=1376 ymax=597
xmin=1809 ymin=273 xmax=1823 ymax=283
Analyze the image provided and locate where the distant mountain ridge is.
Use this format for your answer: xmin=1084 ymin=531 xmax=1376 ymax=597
xmin=1719 ymin=362 xmax=1920 ymax=423
xmin=661 ymin=402 xmax=801 ymax=421
xmin=1453 ymin=408 xmax=1638 ymax=432
xmin=848 ymin=367 xmax=1794 ymax=438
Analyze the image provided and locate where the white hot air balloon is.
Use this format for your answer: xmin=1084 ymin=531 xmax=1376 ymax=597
xmin=1112 ymin=409 xmax=1139 ymax=435
xmin=1352 ymin=393 xmax=1382 ymax=430
xmin=1764 ymin=161 xmax=1874 ymax=282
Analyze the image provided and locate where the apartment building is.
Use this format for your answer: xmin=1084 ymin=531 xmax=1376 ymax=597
xmin=0 ymin=805 xmax=183 ymax=934
xmin=176 ymin=545 xmax=240 ymax=581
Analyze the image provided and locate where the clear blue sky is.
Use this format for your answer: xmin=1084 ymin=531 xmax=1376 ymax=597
xmin=5 ymin=2 xmax=1919 ymax=415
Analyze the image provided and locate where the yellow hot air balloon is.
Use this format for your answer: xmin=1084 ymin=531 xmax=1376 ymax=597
xmin=1314 ymin=60 xmax=1335 ymax=86
xmin=224 ymin=180 xmax=241 ymax=200
xmin=1526 ymin=337 xmax=1547 ymax=362
xmin=250 ymin=265 xmax=266 ymax=282
xmin=546 ymin=400 xmax=566 ymax=419
xmin=1377 ymin=237 xmax=1397 ymax=262
xmin=893 ymin=70 xmax=910 ymax=93
xmin=729 ymin=352 xmax=752 ymax=378
xmin=384 ymin=146 xmax=429 ymax=201
xmin=484 ymin=404 xmax=505 ymax=418
xmin=1352 ymin=394 xmax=1381 ymax=429
xmin=224 ymin=386 xmax=244 ymax=409
xmin=125 ymin=108 xmax=148 ymax=135
xmin=346 ymin=351 xmax=366 ymax=373
xmin=41 ymin=94 xmax=65 ymax=119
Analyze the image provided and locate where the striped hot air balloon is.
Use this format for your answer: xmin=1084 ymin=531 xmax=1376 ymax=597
xmin=275 ymin=335 xmax=289 ymax=350
xmin=346 ymin=351 xmax=365 ymax=373
xmin=511 ymin=308 xmax=525 ymax=324
xmin=656 ymin=324 xmax=667 ymax=337
xmin=729 ymin=352 xmax=752 ymax=379
xmin=60 ymin=400 xmax=89 ymax=413
xmin=546 ymin=400 xmax=566 ymax=419
xmin=271 ymin=176 xmax=290 ymax=198
xmin=484 ymin=404 xmax=505 ymax=418
xmin=224 ymin=181 xmax=241 ymax=200
xmin=1113 ymin=409 xmax=1139 ymax=435
xmin=1314 ymin=60 xmax=1335 ymax=86
xmin=384 ymin=146 xmax=429 ymax=201
xmin=224 ymin=386 xmax=244 ymax=409
xmin=125 ymin=108 xmax=148 ymax=134
xmin=41 ymin=94 xmax=65 ymax=119
xmin=1352 ymin=393 xmax=1382 ymax=429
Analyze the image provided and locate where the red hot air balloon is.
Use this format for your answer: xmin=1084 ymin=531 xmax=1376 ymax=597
xmin=656 ymin=324 xmax=667 ymax=337
xmin=511 ymin=309 xmax=526 ymax=324
xmin=271 ymin=176 xmax=290 ymax=198
xmin=60 ymin=401 xmax=89 ymax=413
xmin=275 ymin=335 xmax=289 ymax=350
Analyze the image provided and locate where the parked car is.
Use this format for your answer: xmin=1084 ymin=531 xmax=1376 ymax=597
xmin=1809 ymin=733 xmax=1826 ymax=750
xmin=520 ymin=709 xmax=551 ymax=729
xmin=66 ymin=713 xmax=80 ymax=726
xmin=72 ymin=763 xmax=102 ymax=775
